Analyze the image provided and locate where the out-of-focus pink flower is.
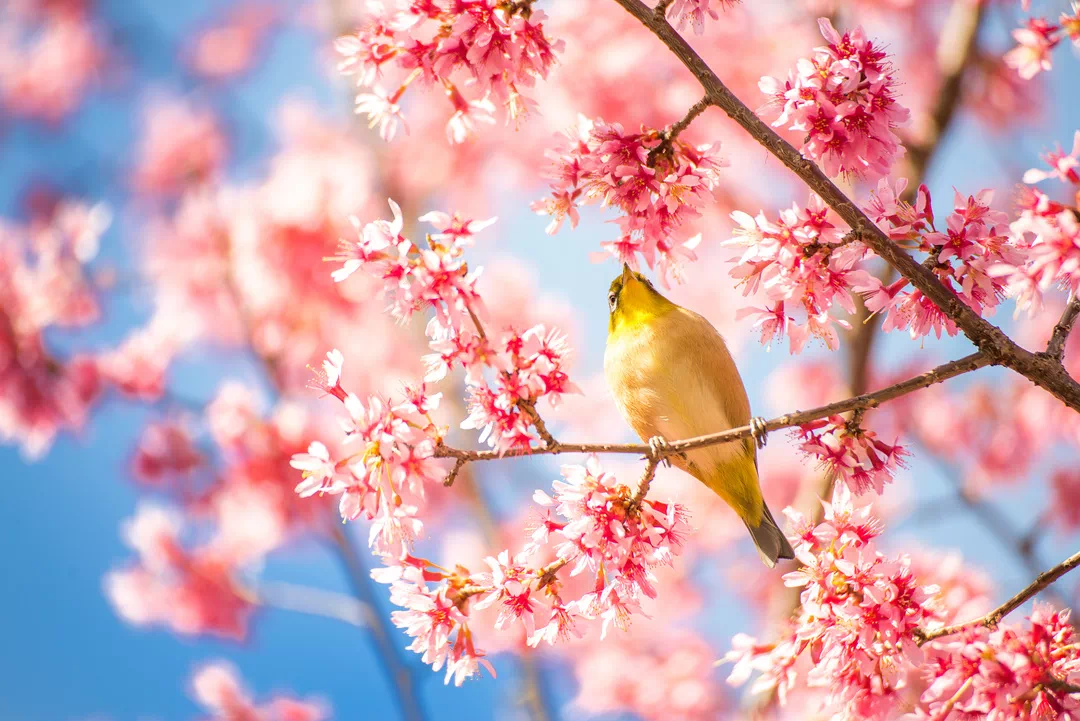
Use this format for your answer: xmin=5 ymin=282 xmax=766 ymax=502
xmin=184 ymin=4 xmax=276 ymax=81
xmin=533 ymin=115 xmax=726 ymax=284
xmin=191 ymin=661 xmax=328 ymax=721
xmin=96 ymin=312 xmax=187 ymax=401
xmin=132 ymin=420 xmax=204 ymax=486
xmin=0 ymin=8 xmax=105 ymax=124
xmin=1048 ymin=468 xmax=1080 ymax=531
xmin=723 ymin=485 xmax=937 ymax=720
xmin=0 ymin=200 xmax=107 ymax=457
xmin=759 ymin=18 xmax=909 ymax=179
xmin=725 ymin=194 xmax=869 ymax=353
xmin=1004 ymin=17 xmax=1061 ymax=80
xmin=355 ymin=87 xmax=408 ymax=142
xmin=132 ymin=97 xmax=228 ymax=197
xmin=105 ymin=504 xmax=255 ymax=640
xmin=664 ymin=0 xmax=740 ymax=35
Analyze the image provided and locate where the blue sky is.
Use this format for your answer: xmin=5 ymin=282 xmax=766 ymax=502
xmin=2 ymin=2 xmax=1079 ymax=721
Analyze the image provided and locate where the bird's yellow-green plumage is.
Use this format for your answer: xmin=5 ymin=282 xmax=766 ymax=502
xmin=603 ymin=265 xmax=794 ymax=567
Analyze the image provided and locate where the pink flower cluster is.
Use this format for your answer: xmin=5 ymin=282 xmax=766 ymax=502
xmin=916 ymin=605 xmax=1080 ymax=721
xmin=0 ymin=1 xmax=106 ymax=124
xmin=724 ymin=194 xmax=872 ymax=353
xmin=759 ymin=18 xmax=909 ymax=179
xmin=191 ymin=661 xmax=327 ymax=721
xmin=331 ymin=199 xmax=489 ymax=328
xmin=992 ymin=132 xmax=1080 ymax=312
xmin=290 ymin=353 xmax=445 ymax=556
xmin=724 ymin=485 xmax=938 ymax=721
xmin=332 ymin=200 xmax=576 ymax=454
xmin=860 ymin=181 xmax=1018 ymax=338
xmin=0 ymin=200 xmax=109 ymax=458
xmin=796 ymin=414 xmax=909 ymax=495
xmin=532 ymin=116 xmax=727 ymax=284
xmin=373 ymin=456 xmax=691 ymax=684
xmin=1004 ymin=6 xmax=1080 ymax=80
xmin=456 ymin=325 xmax=578 ymax=453
xmin=663 ymin=0 xmax=741 ymax=35
xmin=335 ymin=0 xmax=562 ymax=143
xmin=105 ymin=504 xmax=254 ymax=640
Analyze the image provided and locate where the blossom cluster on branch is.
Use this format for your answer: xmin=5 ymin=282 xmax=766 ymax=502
xmin=724 ymin=486 xmax=1080 ymax=721
xmin=335 ymin=0 xmax=562 ymax=142
xmin=532 ymin=115 xmax=727 ymax=284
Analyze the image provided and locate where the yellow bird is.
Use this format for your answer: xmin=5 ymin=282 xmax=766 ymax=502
xmin=603 ymin=265 xmax=795 ymax=568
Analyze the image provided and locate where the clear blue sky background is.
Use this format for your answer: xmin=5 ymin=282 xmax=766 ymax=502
xmin=2 ymin=2 xmax=1079 ymax=721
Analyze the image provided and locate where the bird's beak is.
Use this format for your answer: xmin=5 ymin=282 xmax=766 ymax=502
xmin=620 ymin=263 xmax=633 ymax=284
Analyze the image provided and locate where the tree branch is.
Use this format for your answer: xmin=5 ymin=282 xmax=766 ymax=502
xmin=1047 ymin=293 xmax=1080 ymax=362
xmin=608 ymin=0 xmax=1080 ymax=412
xmin=436 ymin=352 xmax=990 ymax=468
xmin=916 ymin=549 xmax=1080 ymax=644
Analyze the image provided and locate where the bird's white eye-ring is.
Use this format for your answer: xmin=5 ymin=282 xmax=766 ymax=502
xmin=608 ymin=292 xmax=618 ymax=311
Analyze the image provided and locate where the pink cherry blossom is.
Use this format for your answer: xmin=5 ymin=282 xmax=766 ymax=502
xmin=132 ymin=96 xmax=228 ymax=197
xmin=725 ymin=194 xmax=871 ymax=353
xmin=1004 ymin=17 xmax=1061 ymax=80
xmin=105 ymin=504 xmax=255 ymax=640
xmin=917 ymin=605 xmax=1080 ymax=720
xmin=191 ymin=661 xmax=327 ymax=721
xmin=533 ymin=115 xmax=726 ymax=284
xmin=723 ymin=485 xmax=937 ymax=721
xmin=1023 ymin=130 xmax=1080 ymax=185
xmin=797 ymin=414 xmax=909 ymax=495
xmin=334 ymin=1 xmax=562 ymax=143
xmin=759 ymin=18 xmax=910 ymax=179
xmin=664 ymin=0 xmax=740 ymax=35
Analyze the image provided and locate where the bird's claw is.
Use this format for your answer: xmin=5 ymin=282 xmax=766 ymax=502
xmin=646 ymin=435 xmax=672 ymax=467
xmin=749 ymin=417 xmax=769 ymax=449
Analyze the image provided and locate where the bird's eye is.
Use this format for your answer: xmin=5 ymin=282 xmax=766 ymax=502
xmin=608 ymin=292 xmax=618 ymax=311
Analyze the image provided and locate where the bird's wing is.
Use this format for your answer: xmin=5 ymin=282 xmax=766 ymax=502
xmin=681 ymin=309 xmax=757 ymax=462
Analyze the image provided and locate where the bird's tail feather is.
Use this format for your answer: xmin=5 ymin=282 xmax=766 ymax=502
xmin=744 ymin=502 xmax=795 ymax=569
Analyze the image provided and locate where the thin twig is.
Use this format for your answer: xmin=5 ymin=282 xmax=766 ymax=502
xmin=1047 ymin=293 xmax=1080 ymax=362
xmin=628 ymin=457 xmax=661 ymax=513
xmin=609 ymin=0 xmax=1080 ymax=412
xmin=434 ymin=353 xmax=989 ymax=463
xmin=916 ymin=549 xmax=1080 ymax=644
xmin=254 ymin=580 xmax=375 ymax=627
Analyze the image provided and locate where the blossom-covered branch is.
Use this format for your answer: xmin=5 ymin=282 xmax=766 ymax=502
xmin=917 ymin=548 xmax=1080 ymax=644
xmin=434 ymin=352 xmax=990 ymax=468
xmin=610 ymin=0 xmax=1080 ymax=412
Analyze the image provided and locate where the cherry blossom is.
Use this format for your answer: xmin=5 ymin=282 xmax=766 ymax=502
xmin=191 ymin=661 xmax=327 ymax=721
xmin=796 ymin=414 xmax=909 ymax=495
xmin=723 ymin=485 xmax=937 ymax=720
xmin=1004 ymin=17 xmax=1061 ymax=80
xmin=105 ymin=504 xmax=255 ymax=640
xmin=664 ymin=0 xmax=740 ymax=35
xmin=334 ymin=0 xmax=562 ymax=143
xmin=724 ymin=194 xmax=871 ymax=352
xmin=916 ymin=605 xmax=1080 ymax=720
xmin=533 ymin=115 xmax=726 ymax=284
xmin=373 ymin=456 xmax=691 ymax=683
xmin=759 ymin=18 xmax=910 ymax=179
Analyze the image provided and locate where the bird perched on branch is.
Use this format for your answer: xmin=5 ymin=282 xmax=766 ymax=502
xmin=603 ymin=265 xmax=795 ymax=567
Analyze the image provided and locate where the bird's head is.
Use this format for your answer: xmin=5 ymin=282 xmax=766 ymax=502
xmin=607 ymin=264 xmax=674 ymax=334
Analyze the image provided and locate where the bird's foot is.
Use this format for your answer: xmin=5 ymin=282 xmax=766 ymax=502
xmin=646 ymin=435 xmax=673 ymax=467
xmin=750 ymin=417 xmax=769 ymax=449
